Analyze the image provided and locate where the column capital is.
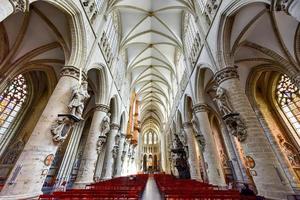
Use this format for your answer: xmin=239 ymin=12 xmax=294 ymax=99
xmin=183 ymin=122 xmax=192 ymax=129
xmin=110 ymin=123 xmax=120 ymax=130
xmin=214 ymin=67 xmax=239 ymax=85
xmin=60 ymin=66 xmax=87 ymax=81
xmin=95 ymin=104 xmax=109 ymax=113
xmin=193 ymin=103 xmax=209 ymax=113
xmin=9 ymin=0 xmax=28 ymax=13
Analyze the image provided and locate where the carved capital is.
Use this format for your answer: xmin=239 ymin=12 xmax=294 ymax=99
xmin=214 ymin=67 xmax=239 ymax=85
xmin=193 ymin=103 xmax=208 ymax=113
xmin=9 ymin=0 xmax=28 ymax=12
xmin=60 ymin=66 xmax=87 ymax=82
xmin=95 ymin=104 xmax=109 ymax=113
xmin=110 ymin=123 xmax=120 ymax=130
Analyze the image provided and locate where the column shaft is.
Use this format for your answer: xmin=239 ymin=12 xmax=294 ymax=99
xmin=215 ymin=67 xmax=293 ymax=199
xmin=0 ymin=70 xmax=79 ymax=199
xmin=194 ymin=107 xmax=226 ymax=186
xmin=73 ymin=105 xmax=109 ymax=187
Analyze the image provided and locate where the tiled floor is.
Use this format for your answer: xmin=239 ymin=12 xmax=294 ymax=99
xmin=141 ymin=176 xmax=162 ymax=200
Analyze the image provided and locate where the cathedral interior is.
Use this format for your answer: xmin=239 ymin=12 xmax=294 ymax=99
xmin=0 ymin=0 xmax=300 ymax=199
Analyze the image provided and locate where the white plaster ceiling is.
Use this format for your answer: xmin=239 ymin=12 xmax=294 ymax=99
xmin=111 ymin=0 xmax=193 ymax=131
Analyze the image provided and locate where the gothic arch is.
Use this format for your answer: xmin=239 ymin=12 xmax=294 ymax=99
xmin=194 ymin=65 xmax=215 ymax=103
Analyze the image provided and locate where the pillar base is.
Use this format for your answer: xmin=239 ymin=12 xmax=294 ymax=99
xmin=0 ymin=191 xmax=42 ymax=200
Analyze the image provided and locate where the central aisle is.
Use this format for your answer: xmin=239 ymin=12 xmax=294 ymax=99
xmin=141 ymin=176 xmax=162 ymax=200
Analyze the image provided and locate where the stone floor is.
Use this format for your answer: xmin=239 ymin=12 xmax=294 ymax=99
xmin=141 ymin=176 xmax=162 ymax=200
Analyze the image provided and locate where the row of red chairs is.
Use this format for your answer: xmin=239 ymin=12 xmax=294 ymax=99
xmin=153 ymin=174 xmax=253 ymax=200
xmin=39 ymin=174 xmax=148 ymax=199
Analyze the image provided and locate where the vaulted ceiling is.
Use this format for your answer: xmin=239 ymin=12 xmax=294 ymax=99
xmin=110 ymin=0 xmax=194 ymax=132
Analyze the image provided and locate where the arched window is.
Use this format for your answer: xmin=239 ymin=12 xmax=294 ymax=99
xmin=153 ymin=133 xmax=158 ymax=144
xmin=276 ymin=74 xmax=300 ymax=135
xmin=149 ymin=132 xmax=153 ymax=145
xmin=0 ymin=74 xmax=28 ymax=140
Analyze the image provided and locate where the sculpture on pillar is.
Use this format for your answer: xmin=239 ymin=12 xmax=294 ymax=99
xmin=213 ymin=86 xmax=234 ymax=117
xmin=191 ymin=114 xmax=206 ymax=152
xmin=100 ymin=113 xmax=111 ymax=136
xmin=68 ymin=81 xmax=90 ymax=120
xmin=213 ymin=86 xmax=247 ymax=142
xmin=278 ymin=135 xmax=300 ymax=167
xmin=96 ymin=136 xmax=107 ymax=154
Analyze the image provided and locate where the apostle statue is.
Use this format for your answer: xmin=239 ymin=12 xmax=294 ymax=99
xmin=68 ymin=81 xmax=90 ymax=120
xmin=213 ymin=86 xmax=233 ymax=117
xmin=100 ymin=113 xmax=111 ymax=136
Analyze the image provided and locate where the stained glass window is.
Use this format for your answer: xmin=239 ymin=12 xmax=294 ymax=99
xmin=276 ymin=74 xmax=300 ymax=135
xmin=0 ymin=74 xmax=28 ymax=140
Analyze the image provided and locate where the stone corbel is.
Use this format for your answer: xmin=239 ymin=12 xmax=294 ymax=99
xmin=223 ymin=113 xmax=247 ymax=142
xmin=51 ymin=114 xmax=79 ymax=144
xmin=276 ymin=0 xmax=294 ymax=12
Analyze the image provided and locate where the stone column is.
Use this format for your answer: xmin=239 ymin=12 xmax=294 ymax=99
xmin=73 ymin=104 xmax=109 ymax=188
xmin=0 ymin=66 xmax=83 ymax=199
xmin=121 ymin=140 xmax=130 ymax=175
xmin=102 ymin=123 xmax=120 ymax=179
xmin=115 ymin=133 xmax=126 ymax=177
xmin=53 ymin=121 xmax=85 ymax=191
xmin=0 ymin=0 xmax=28 ymax=22
xmin=193 ymin=104 xmax=226 ymax=186
xmin=214 ymin=67 xmax=293 ymax=199
xmin=182 ymin=122 xmax=202 ymax=180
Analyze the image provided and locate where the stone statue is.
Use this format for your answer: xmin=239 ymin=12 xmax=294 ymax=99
xmin=51 ymin=117 xmax=74 ymax=143
xmin=191 ymin=114 xmax=201 ymax=135
xmin=213 ymin=86 xmax=233 ymax=117
xmin=220 ymin=150 xmax=228 ymax=167
xmin=278 ymin=135 xmax=300 ymax=167
xmin=100 ymin=113 xmax=111 ymax=136
xmin=96 ymin=136 xmax=107 ymax=154
xmin=112 ymin=146 xmax=119 ymax=160
xmin=68 ymin=81 xmax=90 ymax=120
xmin=178 ymin=129 xmax=187 ymax=146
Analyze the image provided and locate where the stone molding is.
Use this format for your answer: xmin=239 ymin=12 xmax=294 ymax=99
xmin=193 ymin=103 xmax=208 ymax=113
xmin=60 ymin=66 xmax=87 ymax=81
xmin=214 ymin=67 xmax=239 ymax=85
xmin=110 ymin=123 xmax=120 ymax=130
xmin=9 ymin=0 xmax=28 ymax=12
xmin=95 ymin=104 xmax=109 ymax=113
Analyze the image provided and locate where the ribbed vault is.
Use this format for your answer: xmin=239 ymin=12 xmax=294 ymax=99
xmin=110 ymin=0 xmax=192 ymax=133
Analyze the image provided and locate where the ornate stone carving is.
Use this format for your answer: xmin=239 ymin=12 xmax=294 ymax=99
xmin=96 ymin=136 xmax=107 ymax=154
xmin=213 ymin=86 xmax=234 ymax=117
xmin=68 ymin=82 xmax=90 ymax=120
xmin=278 ymin=135 xmax=300 ymax=167
xmin=95 ymin=104 xmax=109 ymax=113
xmin=212 ymin=86 xmax=247 ymax=142
xmin=223 ymin=113 xmax=247 ymax=142
xmin=51 ymin=115 xmax=77 ymax=143
xmin=60 ymin=66 xmax=87 ymax=81
xmin=214 ymin=67 xmax=239 ymax=85
xmin=110 ymin=123 xmax=120 ymax=131
xmin=9 ymin=0 xmax=28 ymax=12
xmin=112 ymin=145 xmax=119 ymax=159
xmin=191 ymin=114 xmax=206 ymax=152
xmin=193 ymin=103 xmax=208 ymax=113
xmin=182 ymin=122 xmax=192 ymax=129
xmin=100 ymin=113 xmax=111 ymax=137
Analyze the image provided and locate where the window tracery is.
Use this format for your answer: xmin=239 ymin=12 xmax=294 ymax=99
xmin=276 ymin=74 xmax=300 ymax=135
xmin=0 ymin=74 xmax=28 ymax=140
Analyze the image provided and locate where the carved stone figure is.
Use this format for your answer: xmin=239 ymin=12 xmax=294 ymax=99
xmin=96 ymin=136 xmax=107 ymax=154
xmin=224 ymin=114 xmax=247 ymax=142
xmin=112 ymin=146 xmax=119 ymax=160
xmin=178 ymin=129 xmax=187 ymax=146
xmin=213 ymin=86 xmax=234 ymax=117
xmin=220 ymin=150 xmax=228 ymax=167
xmin=100 ymin=113 xmax=111 ymax=136
xmin=278 ymin=135 xmax=300 ymax=167
xmin=68 ymin=81 xmax=90 ymax=120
